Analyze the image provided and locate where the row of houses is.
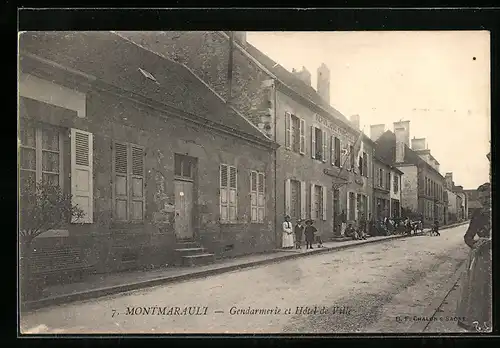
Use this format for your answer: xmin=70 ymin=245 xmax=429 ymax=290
xmin=18 ymin=31 xmax=466 ymax=281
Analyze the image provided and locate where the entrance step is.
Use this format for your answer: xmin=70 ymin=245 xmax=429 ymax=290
xmin=174 ymin=247 xmax=206 ymax=257
xmin=182 ymin=253 xmax=216 ymax=267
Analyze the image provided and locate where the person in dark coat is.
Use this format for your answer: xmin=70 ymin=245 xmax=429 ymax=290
xmin=304 ymin=219 xmax=317 ymax=250
xmin=294 ymin=219 xmax=304 ymax=249
xmin=456 ymin=182 xmax=492 ymax=332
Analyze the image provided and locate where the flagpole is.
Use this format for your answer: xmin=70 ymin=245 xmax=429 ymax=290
xmin=333 ymin=126 xmax=365 ymax=190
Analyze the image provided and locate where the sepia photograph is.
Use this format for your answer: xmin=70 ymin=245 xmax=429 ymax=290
xmin=18 ymin=29 xmax=491 ymax=334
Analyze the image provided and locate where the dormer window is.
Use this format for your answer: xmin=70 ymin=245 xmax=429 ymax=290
xmin=138 ymin=68 xmax=158 ymax=84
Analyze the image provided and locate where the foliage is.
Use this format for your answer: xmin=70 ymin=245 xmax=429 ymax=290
xmin=19 ymin=177 xmax=85 ymax=244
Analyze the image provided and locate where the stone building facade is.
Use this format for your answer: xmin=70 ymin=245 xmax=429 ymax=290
xmin=19 ymin=32 xmax=277 ymax=278
xmin=371 ymin=121 xmax=446 ymax=226
xmin=120 ymin=31 xmax=375 ymax=240
xmin=373 ymin=156 xmax=403 ymax=221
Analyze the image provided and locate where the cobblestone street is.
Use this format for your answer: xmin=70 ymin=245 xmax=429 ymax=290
xmin=20 ymin=224 xmax=470 ymax=334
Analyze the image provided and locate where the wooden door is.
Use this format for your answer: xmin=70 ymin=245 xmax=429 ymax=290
xmin=174 ymin=180 xmax=194 ymax=240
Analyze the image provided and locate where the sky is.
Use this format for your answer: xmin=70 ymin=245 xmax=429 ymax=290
xmin=247 ymin=31 xmax=490 ymax=190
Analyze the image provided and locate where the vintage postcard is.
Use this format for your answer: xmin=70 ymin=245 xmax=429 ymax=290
xmin=18 ymin=30 xmax=491 ymax=334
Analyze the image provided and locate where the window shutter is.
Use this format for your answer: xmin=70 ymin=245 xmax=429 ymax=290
xmin=363 ymin=152 xmax=368 ymax=177
xmin=258 ymin=172 xmax=265 ymax=222
xmin=300 ymin=181 xmax=306 ymax=219
xmin=229 ymin=166 xmax=237 ymax=222
xmin=130 ymin=145 xmax=145 ymax=221
xmin=250 ymin=171 xmax=257 ymax=222
xmin=322 ymin=186 xmax=327 ymax=221
xmin=71 ymin=128 xmax=93 ymax=223
xmin=310 ymin=126 xmax=316 ymax=159
xmin=310 ymin=183 xmax=315 ymax=219
xmin=285 ymin=112 xmax=291 ymax=149
xmin=285 ymin=179 xmax=291 ymax=216
xmin=220 ymin=164 xmax=228 ymax=222
xmin=322 ymin=130 xmax=327 ymax=163
xmin=335 ymin=137 xmax=341 ymax=167
xmin=299 ymin=118 xmax=306 ymax=155
xmin=113 ymin=142 xmax=128 ymax=221
xmin=330 ymin=135 xmax=334 ymax=165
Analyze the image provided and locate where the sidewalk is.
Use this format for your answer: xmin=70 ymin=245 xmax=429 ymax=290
xmin=22 ymin=221 xmax=469 ymax=312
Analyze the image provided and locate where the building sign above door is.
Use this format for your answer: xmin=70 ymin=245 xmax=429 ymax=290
xmin=315 ymin=113 xmax=356 ymax=143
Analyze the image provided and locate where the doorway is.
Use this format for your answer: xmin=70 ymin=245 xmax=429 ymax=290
xmin=174 ymin=180 xmax=194 ymax=240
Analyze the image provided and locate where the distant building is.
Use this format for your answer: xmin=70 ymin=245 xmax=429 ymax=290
xmin=371 ymin=121 xmax=446 ymax=226
xmin=373 ymin=156 xmax=403 ymax=220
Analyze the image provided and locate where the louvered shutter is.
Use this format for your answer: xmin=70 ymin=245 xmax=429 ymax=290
xmin=285 ymin=112 xmax=291 ymax=149
xmin=130 ymin=145 xmax=145 ymax=221
xmin=299 ymin=118 xmax=306 ymax=155
xmin=310 ymin=183 xmax=316 ymax=220
xmin=334 ymin=137 xmax=341 ymax=167
xmin=220 ymin=164 xmax=228 ymax=222
xmin=284 ymin=179 xmax=291 ymax=216
xmin=229 ymin=166 xmax=237 ymax=222
xmin=322 ymin=130 xmax=327 ymax=163
xmin=71 ymin=128 xmax=93 ymax=223
xmin=113 ymin=142 xmax=128 ymax=221
xmin=258 ymin=172 xmax=265 ymax=222
xmin=250 ymin=171 xmax=257 ymax=222
xmin=300 ymin=181 xmax=306 ymax=219
xmin=311 ymin=126 xmax=316 ymax=159
xmin=363 ymin=152 xmax=368 ymax=177
xmin=322 ymin=186 xmax=327 ymax=221
xmin=330 ymin=135 xmax=334 ymax=165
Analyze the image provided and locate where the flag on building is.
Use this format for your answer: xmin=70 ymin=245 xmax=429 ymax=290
xmin=350 ymin=127 xmax=365 ymax=174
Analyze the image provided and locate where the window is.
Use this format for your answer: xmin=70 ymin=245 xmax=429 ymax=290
xmin=358 ymin=155 xmax=363 ymax=175
xmin=285 ymin=113 xmax=305 ymax=154
xmin=334 ymin=137 xmax=341 ymax=167
xmin=393 ymin=174 xmax=399 ymax=193
xmin=311 ymin=126 xmax=325 ymax=161
xmin=386 ymin=172 xmax=391 ymax=190
xmin=250 ymin=171 xmax=265 ymax=223
xmin=362 ymin=152 xmax=368 ymax=177
xmin=357 ymin=193 xmax=363 ymax=219
xmin=113 ymin=141 xmax=145 ymax=222
xmin=174 ymin=154 xmax=193 ymax=180
xmin=349 ymin=145 xmax=355 ymax=169
xmin=314 ymin=185 xmax=322 ymax=220
xmin=348 ymin=192 xmax=356 ymax=220
xmin=220 ymin=164 xmax=237 ymax=222
xmin=378 ymin=168 xmax=384 ymax=187
xmin=20 ymin=120 xmax=63 ymax=191
xmin=290 ymin=179 xmax=301 ymax=220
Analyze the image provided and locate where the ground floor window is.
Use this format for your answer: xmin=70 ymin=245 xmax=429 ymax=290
xmin=348 ymin=192 xmax=356 ymax=221
xmin=290 ymin=179 xmax=301 ymax=220
xmin=391 ymin=199 xmax=400 ymax=218
xmin=314 ymin=185 xmax=323 ymax=220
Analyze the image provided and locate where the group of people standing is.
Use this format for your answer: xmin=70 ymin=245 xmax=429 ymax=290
xmin=282 ymin=215 xmax=324 ymax=250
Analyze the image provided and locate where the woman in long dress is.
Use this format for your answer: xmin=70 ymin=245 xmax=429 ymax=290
xmin=282 ymin=215 xmax=294 ymax=249
xmin=456 ymin=182 xmax=492 ymax=332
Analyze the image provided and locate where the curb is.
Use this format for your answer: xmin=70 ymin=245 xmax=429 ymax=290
xmin=22 ymin=221 xmax=469 ymax=312
xmin=408 ymin=259 xmax=466 ymax=333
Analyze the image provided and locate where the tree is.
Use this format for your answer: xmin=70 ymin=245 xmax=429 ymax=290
xmin=19 ymin=177 xmax=85 ymax=301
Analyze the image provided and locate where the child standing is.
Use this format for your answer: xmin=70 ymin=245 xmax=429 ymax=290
xmin=304 ymin=219 xmax=317 ymax=250
xmin=294 ymin=219 xmax=304 ymax=249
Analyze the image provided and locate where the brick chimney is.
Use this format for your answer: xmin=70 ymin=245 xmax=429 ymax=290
xmin=370 ymin=124 xmax=385 ymax=141
xmin=393 ymin=120 xmax=410 ymax=147
xmin=292 ymin=66 xmax=311 ymax=86
xmin=411 ymin=137 xmax=426 ymax=151
xmin=350 ymin=114 xmax=360 ymax=130
xmin=317 ymin=63 xmax=330 ymax=105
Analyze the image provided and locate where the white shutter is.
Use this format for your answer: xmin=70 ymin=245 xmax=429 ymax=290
xmin=130 ymin=145 xmax=145 ymax=221
xmin=250 ymin=171 xmax=257 ymax=222
xmin=299 ymin=118 xmax=306 ymax=155
xmin=285 ymin=179 xmax=291 ymax=216
xmin=322 ymin=186 xmax=327 ymax=221
xmin=300 ymin=181 xmax=306 ymax=219
xmin=220 ymin=164 xmax=228 ymax=222
xmin=257 ymin=172 xmax=265 ymax=223
xmin=311 ymin=126 xmax=316 ymax=159
xmin=71 ymin=128 xmax=93 ymax=223
xmin=285 ymin=112 xmax=291 ymax=149
xmin=310 ymin=183 xmax=315 ymax=219
xmin=322 ymin=130 xmax=327 ymax=163
xmin=330 ymin=135 xmax=335 ymax=165
xmin=229 ymin=166 xmax=237 ymax=222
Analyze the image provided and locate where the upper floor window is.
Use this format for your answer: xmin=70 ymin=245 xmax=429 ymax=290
xmin=285 ymin=112 xmax=305 ymax=155
xmin=385 ymin=171 xmax=391 ymax=190
xmin=378 ymin=168 xmax=384 ymax=187
xmin=311 ymin=126 xmax=327 ymax=162
xmin=393 ymin=174 xmax=399 ymax=193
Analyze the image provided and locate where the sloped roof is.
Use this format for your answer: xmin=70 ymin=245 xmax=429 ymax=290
xmin=241 ymin=41 xmax=352 ymax=127
xmin=374 ymin=130 xmax=443 ymax=178
xmin=19 ymin=31 xmax=273 ymax=145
